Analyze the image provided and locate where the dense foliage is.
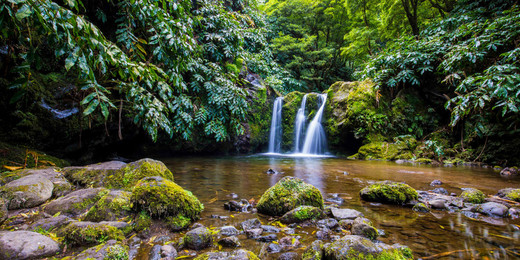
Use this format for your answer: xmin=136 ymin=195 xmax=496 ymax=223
xmin=0 ymin=0 xmax=285 ymax=146
xmin=362 ymin=0 xmax=520 ymax=164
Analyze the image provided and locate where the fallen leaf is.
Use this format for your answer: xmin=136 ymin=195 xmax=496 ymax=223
xmin=3 ymin=165 xmax=22 ymax=171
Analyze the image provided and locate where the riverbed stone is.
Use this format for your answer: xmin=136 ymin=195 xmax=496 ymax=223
xmin=64 ymin=161 xmax=126 ymax=187
xmin=431 ymin=187 xmax=449 ymax=195
xmin=67 ymin=240 xmax=129 ymax=260
xmin=29 ymin=215 xmax=73 ymax=231
xmin=430 ymin=180 xmax=443 ymax=186
xmin=161 ymin=244 xmax=177 ymax=259
xmin=262 ymin=225 xmax=281 ymax=233
xmin=43 ymin=187 xmax=108 ymax=217
xmin=219 ymin=236 xmax=241 ymax=248
xmin=281 ymin=205 xmax=325 ymax=223
xmin=0 ymin=198 xmax=7 ymax=224
xmin=257 ymin=176 xmax=324 ymax=216
xmin=0 ymin=230 xmax=60 ymax=259
xmin=279 ymin=236 xmax=301 ymax=250
xmin=351 ymin=217 xmax=378 ymax=240
xmin=279 ymin=252 xmax=300 ymax=260
xmin=412 ymin=202 xmax=430 ymax=212
xmin=322 ymin=235 xmax=413 ymax=259
xmin=58 ymin=221 xmax=125 ymax=246
xmin=131 ymin=176 xmax=203 ymax=223
xmin=477 ymin=202 xmax=509 ymax=217
xmin=184 ymin=227 xmax=213 ymax=250
xmin=330 ymin=207 xmax=364 ymax=220
xmin=220 ymin=226 xmax=240 ymax=236
xmin=194 ymin=249 xmax=260 ymax=260
xmin=258 ymin=234 xmax=278 ymax=242
xmin=3 ymin=174 xmax=54 ymax=209
xmin=241 ymin=218 xmax=262 ymax=231
xmin=460 ymin=188 xmax=485 ymax=204
xmin=497 ymin=188 xmax=520 ymax=202
xmin=429 ymin=199 xmax=447 ymax=209
xmin=84 ymin=190 xmax=132 ymax=222
xmin=302 ymin=240 xmax=325 ymax=260
xmin=317 ymin=218 xmax=339 ymax=229
xmin=359 ymin=181 xmax=418 ymax=205
xmin=246 ymin=228 xmax=263 ymax=239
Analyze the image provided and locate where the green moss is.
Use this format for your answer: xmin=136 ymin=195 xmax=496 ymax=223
xmin=504 ymin=189 xmax=520 ymax=202
xmin=60 ymin=223 xmax=125 ymax=246
xmin=337 ymin=248 xmax=413 ymax=260
xmin=133 ymin=211 xmax=152 ymax=232
xmin=460 ymin=188 xmax=485 ymax=204
xmin=414 ymin=158 xmax=432 ymax=164
xmin=105 ymin=244 xmax=129 ymax=260
xmin=281 ymin=205 xmax=324 ymax=223
xmin=72 ymin=188 xmax=109 ymax=211
xmin=84 ymin=191 xmax=132 ymax=222
xmin=412 ymin=203 xmax=430 ymax=212
xmin=360 ymin=181 xmax=418 ymax=205
xmin=165 ymin=215 xmax=191 ymax=231
xmin=246 ymin=85 xmax=270 ymax=152
xmin=131 ymin=176 xmax=203 ymax=221
xmin=107 ymin=159 xmax=174 ymax=189
xmin=257 ymin=176 xmax=324 ymax=216
xmin=302 ymin=240 xmax=324 ymax=260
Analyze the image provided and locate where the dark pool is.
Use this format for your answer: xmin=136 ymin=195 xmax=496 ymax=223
xmin=161 ymin=155 xmax=520 ymax=259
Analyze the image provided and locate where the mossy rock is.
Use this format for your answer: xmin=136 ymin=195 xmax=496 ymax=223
xmin=0 ymin=197 xmax=7 ymax=224
xmin=184 ymin=227 xmax=213 ymax=250
xmin=412 ymin=203 xmax=430 ymax=212
xmin=1 ymin=174 xmax=54 ymax=209
xmin=460 ymin=188 xmax=485 ymax=204
xmin=59 ymin=222 xmax=125 ymax=246
xmin=194 ymin=249 xmax=260 ymax=260
xmin=84 ymin=190 xmax=132 ymax=222
xmin=166 ymin=215 xmax=192 ymax=231
xmin=497 ymin=188 xmax=520 ymax=202
xmin=62 ymin=240 xmax=129 ymax=260
xmin=257 ymin=176 xmax=324 ymax=216
xmin=132 ymin=211 xmax=152 ymax=232
xmin=131 ymin=176 xmax=203 ymax=221
xmin=44 ymin=187 xmax=109 ymax=217
xmin=0 ymin=168 xmax=72 ymax=197
xmin=357 ymin=141 xmax=411 ymax=161
xmin=63 ymin=161 xmax=127 ymax=187
xmin=359 ymin=181 xmax=418 ymax=205
xmin=351 ymin=217 xmax=378 ymax=240
xmin=414 ymin=158 xmax=432 ymax=164
xmin=281 ymin=205 xmax=325 ymax=223
xmin=322 ymin=235 xmax=413 ymax=260
xmin=302 ymin=240 xmax=325 ymax=260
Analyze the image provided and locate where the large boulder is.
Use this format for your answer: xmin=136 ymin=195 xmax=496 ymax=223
xmin=29 ymin=215 xmax=73 ymax=231
xmin=460 ymin=188 xmax=485 ymax=204
xmin=84 ymin=190 xmax=132 ymax=222
xmin=257 ymin=176 xmax=324 ymax=216
xmin=330 ymin=208 xmax=364 ymax=220
xmin=477 ymin=202 xmax=509 ymax=217
xmin=497 ymin=188 xmax=520 ymax=202
xmin=0 ymin=231 xmax=60 ymax=259
xmin=2 ymin=174 xmax=54 ymax=209
xmin=359 ymin=181 xmax=418 ymax=205
xmin=183 ymin=227 xmax=213 ymax=250
xmin=1 ymin=168 xmax=72 ymax=198
xmin=131 ymin=176 xmax=203 ymax=224
xmin=64 ymin=161 xmax=126 ymax=187
xmin=43 ymin=188 xmax=108 ymax=217
xmin=194 ymin=249 xmax=260 ymax=260
xmin=281 ymin=206 xmax=325 ymax=223
xmin=58 ymin=221 xmax=125 ymax=246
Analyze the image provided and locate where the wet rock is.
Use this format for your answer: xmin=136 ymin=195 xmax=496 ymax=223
xmin=210 ymin=214 xmax=229 ymax=219
xmin=246 ymin=228 xmax=263 ymax=239
xmin=228 ymin=193 xmax=239 ymax=199
xmin=72 ymin=240 xmax=129 ymax=260
xmin=477 ymin=202 xmax=509 ymax=217
xmin=509 ymin=207 xmax=520 ymax=219
xmin=224 ymin=199 xmax=252 ymax=212
xmin=0 ymin=198 xmax=7 ymax=224
xmin=359 ymin=181 xmax=418 ymax=205
xmin=161 ymin=244 xmax=178 ymax=259
xmin=241 ymin=218 xmax=262 ymax=231
xmin=127 ymin=236 xmax=141 ymax=260
xmin=0 ymin=230 xmax=60 ymax=259
xmin=317 ymin=218 xmax=339 ymax=229
xmin=351 ymin=217 xmax=378 ymax=240
xmin=184 ymin=227 xmax=213 ymax=250
xmin=430 ymin=180 xmax=443 ymax=186
xmin=220 ymin=226 xmax=240 ymax=236
xmin=258 ymin=234 xmax=277 ymax=242
xmin=462 ymin=210 xmax=480 ymax=219
xmin=316 ymin=228 xmax=332 ymax=240
xmin=257 ymin=176 xmax=324 ymax=216
xmin=325 ymin=194 xmax=345 ymax=205
xmin=500 ymin=167 xmax=518 ymax=176
xmin=44 ymin=187 xmax=108 ymax=217
xmin=149 ymin=245 xmax=162 ymax=260
xmin=194 ymin=249 xmax=260 ymax=259
xmin=267 ymin=243 xmax=282 ymax=253
xmin=412 ymin=203 xmax=430 ymax=212
xmin=281 ymin=206 xmax=325 ymax=223
xmin=63 ymin=161 xmax=126 ymax=187
xmin=322 ymin=235 xmax=413 ymax=259
xmin=58 ymin=221 xmax=125 ymax=246
xmin=279 ymin=236 xmax=301 ymax=250
xmin=429 ymin=199 xmax=447 ymax=209
xmin=339 ymin=219 xmax=354 ymax=230
xmin=330 ymin=208 xmax=364 ymax=220
xmin=302 ymin=240 xmax=324 ymax=260
xmin=219 ymin=236 xmax=241 ymax=248
xmin=84 ymin=190 xmax=132 ymax=222
xmin=460 ymin=188 xmax=485 ymax=204
xmin=278 ymin=252 xmax=300 ymax=260
xmin=262 ymin=225 xmax=280 ymax=233
xmin=497 ymin=188 xmax=520 ymax=202
xmin=266 ymin=168 xmax=283 ymax=174
xmin=3 ymin=174 xmax=54 ymax=209
xmin=29 ymin=215 xmax=73 ymax=231
xmin=431 ymin=187 xmax=449 ymax=195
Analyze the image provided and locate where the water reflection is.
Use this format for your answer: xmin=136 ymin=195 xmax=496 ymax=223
xmin=293 ymin=158 xmax=324 ymax=192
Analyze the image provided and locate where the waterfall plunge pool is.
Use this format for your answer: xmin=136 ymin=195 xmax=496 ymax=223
xmin=161 ymin=155 xmax=520 ymax=259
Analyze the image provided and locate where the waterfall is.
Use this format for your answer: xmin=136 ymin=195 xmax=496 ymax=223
xmin=267 ymin=97 xmax=283 ymax=153
xmin=301 ymin=94 xmax=328 ymax=155
xmin=293 ymin=94 xmax=308 ymax=153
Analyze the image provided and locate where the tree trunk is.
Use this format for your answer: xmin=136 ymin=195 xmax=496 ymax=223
xmin=401 ymin=0 xmax=420 ymax=36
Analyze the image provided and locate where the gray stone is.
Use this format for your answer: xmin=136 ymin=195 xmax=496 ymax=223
xmin=220 ymin=225 xmax=240 ymax=236
xmin=0 ymin=231 xmax=60 ymax=259
xmin=29 ymin=215 xmax=73 ymax=231
xmin=330 ymin=208 xmax=364 ymax=220
xmin=431 ymin=188 xmax=449 ymax=195
xmin=193 ymin=249 xmax=259 ymax=259
xmin=4 ymin=174 xmax=54 ymax=209
xmin=0 ymin=198 xmax=7 ymax=224
xmin=257 ymin=234 xmax=277 ymax=242
xmin=246 ymin=228 xmax=263 ymax=239
xmin=261 ymin=225 xmax=280 ymax=233
xmin=429 ymin=199 xmax=447 ymax=209
xmin=184 ymin=227 xmax=213 ymax=250
xmin=73 ymin=240 xmax=128 ymax=260
xmin=218 ymin=236 xmax=241 ymax=248
xmin=267 ymin=243 xmax=282 ymax=253
xmin=338 ymin=219 xmax=354 ymax=230
xmin=43 ymin=187 xmax=107 ymax=217
xmin=279 ymin=236 xmax=300 ymax=250
xmin=149 ymin=244 xmax=162 ymax=260
xmin=316 ymin=228 xmax=332 ymax=240
xmin=477 ymin=202 xmax=509 ymax=217
xmin=161 ymin=244 xmax=177 ymax=259
xmin=351 ymin=217 xmax=378 ymax=240
xmin=317 ymin=218 xmax=339 ymax=229
xmin=278 ymin=252 xmax=300 ymax=260
xmin=430 ymin=180 xmax=442 ymax=186
xmin=323 ymin=235 xmax=403 ymax=259
xmin=240 ymin=218 xmax=261 ymax=231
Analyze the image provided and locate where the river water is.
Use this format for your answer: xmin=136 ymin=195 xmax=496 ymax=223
xmin=162 ymin=155 xmax=520 ymax=259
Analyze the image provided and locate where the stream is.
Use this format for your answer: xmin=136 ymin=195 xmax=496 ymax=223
xmin=161 ymin=155 xmax=520 ymax=259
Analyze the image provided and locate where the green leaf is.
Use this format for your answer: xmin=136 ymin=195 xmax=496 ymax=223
xmin=83 ymin=99 xmax=99 ymax=116
xmin=15 ymin=4 xmax=32 ymax=20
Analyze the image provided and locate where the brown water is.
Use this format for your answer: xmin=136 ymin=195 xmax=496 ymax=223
xmin=162 ymin=155 xmax=520 ymax=259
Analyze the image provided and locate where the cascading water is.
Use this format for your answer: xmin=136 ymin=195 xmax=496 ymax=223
xmin=293 ymin=94 xmax=308 ymax=153
xmin=301 ymin=94 xmax=328 ymax=155
xmin=267 ymin=97 xmax=284 ymax=153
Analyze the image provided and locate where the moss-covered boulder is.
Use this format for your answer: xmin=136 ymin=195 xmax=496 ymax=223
xmin=184 ymin=227 xmax=213 ymax=250
xmin=302 ymin=240 xmax=325 ymax=260
xmin=0 ymin=168 xmax=72 ymax=197
xmin=58 ymin=221 xmax=125 ymax=246
xmin=0 ymin=231 xmax=61 ymax=260
xmin=351 ymin=217 xmax=378 ymax=240
xmin=44 ymin=188 xmax=108 ymax=217
xmin=2 ymin=174 xmax=54 ymax=209
xmin=497 ymin=188 xmax=520 ymax=202
xmin=61 ymin=240 xmax=129 ymax=260
xmin=359 ymin=181 xmax=418 ymax=205
xmin=257 ymin=176 xmax=324 ymax=216
xmin=355 ymin=140 xmax=415 ymax=161
xmin=194 ymin=249 xmax=260 ymax=260
xmin=322 ymin=235 xmax=413 ymax=260
xmin=131 ymin=176 xmax=203 ymax=224
xmin=84 ymin=190 xmax=132 ymax=222
xmin=460 ymin=188 xmax=485 ymax=204
xmin=281 ymin=206 xmax=325 ymax=223
xmin=64 ymin=158 xmax=174 ymax=189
